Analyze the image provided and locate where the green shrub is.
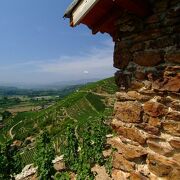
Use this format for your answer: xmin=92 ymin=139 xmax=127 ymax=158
xmin=54 ymin=172 xmax=70 ymax=180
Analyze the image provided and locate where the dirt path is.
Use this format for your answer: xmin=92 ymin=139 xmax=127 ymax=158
xmin=9 ymin=120 xmax=23 ymax=139
xmin=79 ymin=90 xmax=115 ymax=98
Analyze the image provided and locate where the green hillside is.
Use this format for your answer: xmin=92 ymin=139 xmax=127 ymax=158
xmin=0 ymin=77 xmax=117 ymax=168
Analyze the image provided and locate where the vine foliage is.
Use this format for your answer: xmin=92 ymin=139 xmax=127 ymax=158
xmin=62 ymin=116 xmax=111 ymax=179
xmin=34 ymin=131 xmax=55 ymax=180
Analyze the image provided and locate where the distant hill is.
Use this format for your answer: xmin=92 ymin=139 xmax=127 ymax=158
xmin=0 ymin=78 xmax=100 ymax=90
xmin=0 ymin=84 xmax=82 ymax=97
xmin=0 ymin=77 xmax=117 ymax=166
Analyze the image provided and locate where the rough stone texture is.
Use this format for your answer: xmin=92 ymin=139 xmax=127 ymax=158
xmin=162 ymin=121 xmax=180 ymax=136
xmin=173 ymin=153 xmax=180 ymax=164
xmin=129 ymin=172 xmax=148 ymax=180
xmin=91 ymin=165 xmax=111 ymax=180
xmin=116 ymin=91 xmax=151 ymax=102
xmin=110 ymin=0 xmax=180 ymax=179
xmin=152 ymin=70 xmax=180 ymax=92
xmin=136 ymin=123 xmax=160 ymax=135
xmin=53 ymin=161 xmax=65 ymax=172
xmin=148 ymin=117 xmax=161 ymax=128
xmin=165 ymin=52 xmax=180 ymax=63
xmin=143 ymin=101 xmax=167 ymax=117
xmin=127 ymin=91 xmax=150 ymax=101
xmin=147 ymin=154 xmax=179 ymax=177
xmin=112 ymin=169 xmax=130 ymax=180
xmin=169 ymin=139 xmax=180 ymax=149
xmin=133 ymin=51 xmax=163 ymax=67
xmin=114 ymin=101 xmax=142 ymax=123
xmin=147 ymin=141 xmax=173 ymax=156
xmin=115 ymin=126 xmax=146 ymax=145
xmin=15 ymin=164 xmax=37 ymax=180
xmin=112 ymin=152 xmax=135 ymax=172
xmin=166 ymin=111 xmax=180 ymax=121
xmin=107 ymin=137 xmax=147 ymax=160
xmin=114 ymin=46 xmax=132 ymax=69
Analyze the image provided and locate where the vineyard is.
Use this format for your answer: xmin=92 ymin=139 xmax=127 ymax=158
xmin=0 ymin=77 xmax=117 ymax=171
xmin=20 ymin=148 xmax=36 ymax=166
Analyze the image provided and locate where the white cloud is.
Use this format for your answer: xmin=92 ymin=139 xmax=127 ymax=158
xmin=83 ymin=70 xmax=89 ymax=74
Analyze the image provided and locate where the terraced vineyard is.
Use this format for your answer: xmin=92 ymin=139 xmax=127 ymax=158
xmin=0 ymin=77 xmax=117 ymax=166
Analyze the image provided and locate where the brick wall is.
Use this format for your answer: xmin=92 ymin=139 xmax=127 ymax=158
xmin=110 ymin=0 xmax=180 ymax=179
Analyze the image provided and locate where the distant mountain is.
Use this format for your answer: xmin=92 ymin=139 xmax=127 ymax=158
xmin=0 ymin=78 xmax=100 ymax=90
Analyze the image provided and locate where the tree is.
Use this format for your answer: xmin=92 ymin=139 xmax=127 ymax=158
xmin=0 ymin=141 xmax=22 ymax=180
xmin=34 ymin=131 xmax=55 ymax=180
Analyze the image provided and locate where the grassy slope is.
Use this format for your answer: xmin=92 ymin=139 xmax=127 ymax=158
xmin=0 ymin=77 xmax=117 ymax=165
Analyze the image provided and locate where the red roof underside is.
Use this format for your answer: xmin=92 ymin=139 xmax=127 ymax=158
xmin=79 ymin=0 xmax=150 ymax=37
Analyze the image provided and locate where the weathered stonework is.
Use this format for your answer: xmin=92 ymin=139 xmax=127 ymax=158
xmin=111 ymin=0 xmax=180 ymax=179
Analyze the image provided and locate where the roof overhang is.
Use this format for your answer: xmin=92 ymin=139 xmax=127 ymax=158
xmin=64 ymin=0 xmax=151 ymax=37
xmin=71 ymin=0 xmax=101 ymax=27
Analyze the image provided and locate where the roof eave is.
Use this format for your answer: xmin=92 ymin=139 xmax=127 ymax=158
xmin=63 ymin=0 xmax=82 ymax=18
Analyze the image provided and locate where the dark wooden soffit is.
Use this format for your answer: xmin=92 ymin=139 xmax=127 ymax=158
xmin=65 ymin=0 xmax=151 ymax=37
xmin=79 ymin=0 xmax=150 ymax=37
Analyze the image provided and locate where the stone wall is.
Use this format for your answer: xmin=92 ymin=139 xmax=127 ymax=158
xmin=110 ymin=0 xmax=180 ymax=179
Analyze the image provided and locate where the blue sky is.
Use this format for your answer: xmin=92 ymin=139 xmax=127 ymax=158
xmin=0 ymin=0 xmax=115 ymax=85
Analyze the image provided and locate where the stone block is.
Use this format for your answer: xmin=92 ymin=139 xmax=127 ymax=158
xmin=115 ymin=92 xmax=135 ymax=101
xmin=147 ymin=36 xmax=175 ymax=49
xmin=130 ymin=42 xmax=144 ymax=52
xmin=115 ymin=71 xmax=131 ymax=89
xmin=130 ymin=81 xmax=144 ymax=91
xmin=114 ymin=48 xmax=132 ymax=69
xmin=133 ymin=29 xmax=162 ymax=43
xmin=165 ymin=52 xmax=180 ymax=63
xmin=173 ymin=153 xmax=180 ymax=164
xmin=54 ymin=161 xmax=66 ymax=171
xmin=127 ymin=91 xmax=150 ymax=101
xmin=167 ymin=3 xmax=180 ymax=17
xmin=147 ymin=141 xmax=173 ymax=156
xmin=169 ymin=139 xmax=180 ymax=149
xmin=136 ymin=123 xmax=160 ymax=135
xmin=134 ymin=71 xmax=146 ymax=80
xmin=148 ymin=117 xmax=161 ymax=128
xmin=108 ymin=137 xmax=147 ymax=160
xmin=143 ymin=101 xmax=167 ymax=117
xmin=152 ymin=68 xmax=180 ymax=92
xmin=171 ymin=101 xmax=180 ymax=111
xmin=166 ymin=111 xmax=180 ymax=121
xmin=114 ymin=101 xmax=142 ymax=123
xmin=133 ymin=51 xmax=163 ymax=67
xmin=145 ymin=14 xmax=162 ymax=24
xmin=91 ymin=165 xmax=111 ymax=180
xmin=112 ymin=169 xmax=130 ymax=180
xmin=112 ymin=152 xmax=135 ymax=172
xmin=162 ymin=121 xmax=180 ymax=136
xmin=129 ymin=172 xmax=148 ymax=180
xmin=147 ymin=154 xmax=175 ymax=177
xmin=168 ymin=168 xmax=180 ymax=180
xmin=116 ymin=126 xmax=146 ymax=145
